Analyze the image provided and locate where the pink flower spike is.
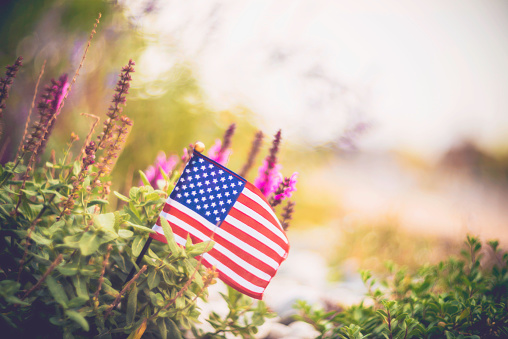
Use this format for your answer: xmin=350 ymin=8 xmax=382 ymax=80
xmin=207 ymin=138 xmax=231 ymax=165
xmin=254 ymin=159 xmax=282 ymax=197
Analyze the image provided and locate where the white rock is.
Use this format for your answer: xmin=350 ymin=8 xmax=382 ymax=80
xmin=288 ymin=321 xmax=320 ymax=339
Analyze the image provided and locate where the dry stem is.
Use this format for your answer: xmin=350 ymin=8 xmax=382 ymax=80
xmin=21 ymin=254 xmax=63 ymax=300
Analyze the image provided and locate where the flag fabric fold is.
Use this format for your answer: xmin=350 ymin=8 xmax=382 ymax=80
xmin=150 ymin=150 xmax=290 ymax=299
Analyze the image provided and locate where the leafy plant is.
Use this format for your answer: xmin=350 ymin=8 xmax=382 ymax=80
xmin=296 ymin=235 xmax=508 ymax=338
xmin=0 ymin=13 xmax=296 ymax=338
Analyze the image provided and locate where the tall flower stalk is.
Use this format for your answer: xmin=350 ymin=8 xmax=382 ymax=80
xmin=239 ymin=130 xmax=263 ymax=178
xmin=0 ymin=56 xmax=23 ymax=122
xmin=96 ymin=60 xmax=135 ymax=151
xmin=254 ymin=130 xmax=282 ymax=197
xmin=208 ymin=123 xmax=236 ymax=165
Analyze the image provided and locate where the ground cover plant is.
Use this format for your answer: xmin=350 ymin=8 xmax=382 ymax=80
xmin=0 ymin=15 xmax=297 ymax=339
xmin=296 ymin=235 xmax=508 ymax=338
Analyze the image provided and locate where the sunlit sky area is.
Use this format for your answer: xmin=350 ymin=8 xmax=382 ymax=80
xmin=123 ymin=0 xmax=508 ymax=158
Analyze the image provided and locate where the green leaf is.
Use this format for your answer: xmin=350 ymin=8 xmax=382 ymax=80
xmin=147 ymin=269 xmax=161 ymax=290
xmin=119 ymin=229 xmax=134 ymax=238
xmin=29 ymin=232 xmax=52 ymax=246
xmin=65 ymin=310 xmax=89 ymax=331
xmin=132 ymin=236 xmax=146 ymax=257
xmin=126 ymin=284 xmax=138 ymax=326
xmin=88 ymin=199 xmax=109 ymax=207
xmin=72 ymin=161 xmax=81 ymax=176
xmin=129 ymin=187 xmax=140 ymax=200
xmin=46 ymin=276 xmax=68 ymax=308
xmin=139 ymin=170 xmax=151 ymax=187
xmin=114 ymin=191 xmax=130 ymax=202
xmin=127 ymin=221 xmax=156 ymax=234
xmin=160 ymin=217 xmax=179 ymax=254
xmin=78 ymin=232 xmax=101 ymax=256
xmin=166 ymin=318 xmax=183 ymax=339
xmin=458 ymin=308 xmax=470 ymax=321
xmin=95 ymin=213 xmax=115 ymax=231
xmin=188 ymin=240 xmax=215 ymax=257
xmin=157 ymin=317 xmax=167 ymax=339
xmin=145 ymin=192 xmax=160 ymax=201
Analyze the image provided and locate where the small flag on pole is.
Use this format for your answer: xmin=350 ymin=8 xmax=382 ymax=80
xmin=150 ymin=150 xmax=290 ymax=299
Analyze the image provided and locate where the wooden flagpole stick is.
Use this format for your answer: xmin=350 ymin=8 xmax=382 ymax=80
xmin=124 ymin=141 xmax=206 ymax=284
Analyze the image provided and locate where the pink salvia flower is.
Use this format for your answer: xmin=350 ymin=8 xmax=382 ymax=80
xmin=254 ymin=159 xmax=282 ymax=196
xmin=274 ymin=172 xmax=298 ymax=200
xmin=207 ymin=138 xmax=231 ymax=165
xmin=142 ymin=151 xmax=178 ymax=188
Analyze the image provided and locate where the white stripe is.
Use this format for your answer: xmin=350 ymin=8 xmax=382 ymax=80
xmin=233 ymin=201 xmax=288 ymax=244
xmin=242 ymin=188 xmax=283 ymax=229
xmin=162 ymin=200 xmax=280 ymax=269
xmin=172 ymin=232 xmax=264 ymax=294
xmin=202 ymin=254 xmax=264 ymax=293
xmin=158 ymin=211 xmax=272 ymax=281
xmin=225 ymin=214 xmax=286 ymax=257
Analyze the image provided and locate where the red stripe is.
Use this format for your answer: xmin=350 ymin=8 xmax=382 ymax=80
xmin=228 ymin=207 xmax=289 ymax=252
xmin=245 ymin=182 xmax=285 ymax=229
xmin=150 ymin=231 xmax=168 ymax=243
xmin=167 ymin=224 xmax=271 ymax=287
xmin=199 ymin=256 xmax=264 ymax=300
xmin=220 ymin=218 xmax=284 ymax=262
xmin=237 ymin=192 xmax=286 ymax=239
xmin=157 ymin=205 xmax=277 ymax=275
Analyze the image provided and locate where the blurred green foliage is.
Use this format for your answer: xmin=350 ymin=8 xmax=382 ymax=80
xmin=297 ymin=236 xmax=508 ymax=338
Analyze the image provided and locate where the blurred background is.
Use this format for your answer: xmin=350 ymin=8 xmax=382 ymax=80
xmin=2 ymin=0 xmax=508 ymax=317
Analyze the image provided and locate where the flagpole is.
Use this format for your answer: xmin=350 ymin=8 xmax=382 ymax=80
xmin=125 ymin=237 xmax=152 ymax=283
xmin=124 ymin=142 xmax=206 ymax=285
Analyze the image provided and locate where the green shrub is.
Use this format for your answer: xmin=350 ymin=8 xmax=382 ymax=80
xmin=0 ymin=27 xmax=278 ymax=337
xmin=296 ymin=235 xmax=508 ymax=338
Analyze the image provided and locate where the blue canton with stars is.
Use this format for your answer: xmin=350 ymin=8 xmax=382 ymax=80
xmin=170 ymin=151 xmax=247 ymax=226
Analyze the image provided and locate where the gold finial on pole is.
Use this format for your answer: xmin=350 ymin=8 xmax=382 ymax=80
xmin=194 ymin=141 xmax=205 ymax=153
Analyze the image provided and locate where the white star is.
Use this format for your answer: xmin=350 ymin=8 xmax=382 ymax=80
xmin=189 ymin=183 xmax=195 ymax=188
xmin=191 ymin=191 xmax=197 ymax=196
xmin=207 ymin=188 xmax=212 ymax=193
xmin=221 ymin=208 xmax=226 ymax=213
xmin=216 ymin=217 xmax=220 ymax=221
xmin=211 ymin=202 xmax=216 ymax=207
xmin=238 ymin=181 xmax=243 ymax=186
xmin=231 ymin=182 xmax=235 ymax=187
xmin=194 ymin=198 xmax=199 ymax=203
xmin=225 ymin=192 xmax=230 ymax=197
xmin=215 ymin=187 xmax=220 ymax=191
xmin=187 ymin=199 xmax=191 ymax=204
xmin=197 ymin=205 xmax=201 ymax=210
xmin=211 ymin=172 xmax=216 ymax=176
xmin=199 ymin=158 xmax=204 ymax=163
xmin=199 ymin=189 xmax=204 ymax=194
xmin=220 ymin=177 xmax=226 ymax=182
xmin=219 ymin=200 xmax=224 ymax=206
xmin=195 ymin=174 xmax=200 ymax=179
xmin=175 ymin=187 xmax=180 ymax=191
xmin=202 ymin=197 xmax=207 ymax=201
xmin=217 ymin=193 xmax=222 ymax=198
xmin=219 ymin=170 xmax=223 ymax=174
xmin=228 ymin=175 xmax=233 ymax=180
xmin=209 ymin=195 xmax=215 ymax=200
xmin=197 ymin=182 xmax=202 ymax=187
xmin=223 ymin=184 xmax=228 ymax=189
xmin=213 ymin=210 xmax=218 ymax=215
xmin=227 ymin=199 xmax=232 ymax=204
xmin=203 ymin=173 xmax=208 ymax=178
xmin=192 ymin=160 xmax=196 ymax=165
xmin=182 ymin=185 xmax=187 ymax=190
xmin=177 ymin=194 xmax=182 ymax=198
xmin=184 ymin=192 xmax=189 ymax=197
xmin=201 ymin=165 xmax=206 ymax=170
xmin=208 ymin=164 xmax=213 ymax=169
xmin=204 ymin=204 xmax=209 ymax=209
xmin=205 ymin=180 xmax=210 ymax=185
xmin=233 ymin=190 xmax=237 ymax=194
xmin=188 ymin=175 xmax=192 ymax=180
xmin=180 ymin=177 xmax=185 ymax=182
xmin=186 ymin=169 xmax=190 ymax=173
xmin=213 ymin=179 xmax=218 ymax=184
xmin=193 ymin=167 xmax=198 ymax=172
xmin=206 ymin=211 xmax=211 ymax=216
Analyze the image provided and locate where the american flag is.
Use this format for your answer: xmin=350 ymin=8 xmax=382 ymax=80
xmin=150 ymin=150 xmax=290 ymax=299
